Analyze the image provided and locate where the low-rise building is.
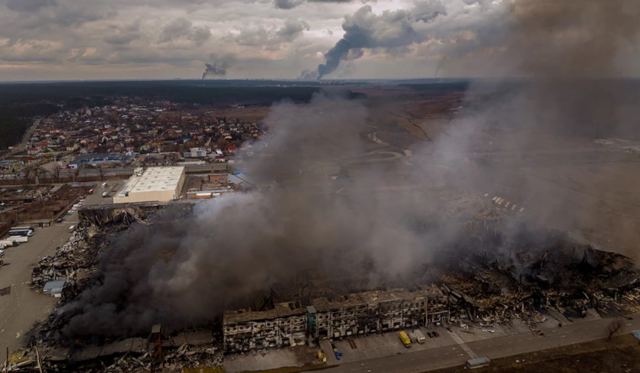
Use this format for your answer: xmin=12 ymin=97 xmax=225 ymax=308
xmin=114 ymin=166 xmax=185 ymax=203
xmin=222 ymin=287 xmax=451 ymax=354
xmin=223 ymin=302 xmax=307 ymax=353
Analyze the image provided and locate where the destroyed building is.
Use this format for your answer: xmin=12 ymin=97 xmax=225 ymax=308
xmin=223 ymin=287 xmax=451 ymax=354
xmin=19 ymin=201 xmax=640 ymax=371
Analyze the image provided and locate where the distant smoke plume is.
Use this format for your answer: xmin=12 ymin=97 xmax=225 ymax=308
xmin=314 ymin=1 xmax=446 ymax=79
xmin=201 ymin=55 xmax=234 ymax=80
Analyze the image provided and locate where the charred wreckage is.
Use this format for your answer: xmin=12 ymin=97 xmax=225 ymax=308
xmin=9 ymin=202 xmax=640 ymax=371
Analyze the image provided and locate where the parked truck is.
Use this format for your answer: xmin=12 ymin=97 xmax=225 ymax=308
xmin=398 ymin=331 xmax=412 ymax=348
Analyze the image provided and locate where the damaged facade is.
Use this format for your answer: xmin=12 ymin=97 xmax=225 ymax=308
xmin=223 ymin=287 xmax=451 ymax=353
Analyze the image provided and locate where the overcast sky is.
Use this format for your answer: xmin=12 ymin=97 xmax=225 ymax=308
xmin=0 ymin=0 xmax=637 ymax=81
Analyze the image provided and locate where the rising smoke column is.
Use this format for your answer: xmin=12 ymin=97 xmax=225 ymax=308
xmin=202 ymin=55 xmax=234 ymax=80
xmin=59 ymin=93 xmax=465 ymax=338
xmin=314 ymin=1 xmax=446 ymax=79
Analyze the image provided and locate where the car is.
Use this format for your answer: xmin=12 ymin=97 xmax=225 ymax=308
xmin=55 ymin=217 xmax=64 ymax=223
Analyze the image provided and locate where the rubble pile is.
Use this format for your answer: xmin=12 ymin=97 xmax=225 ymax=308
xmin=31 ymin=227 xmax=92 ymax=291
xmin=439 ymin=233 xmax=640 ymax=326
xmin=4 ymin=340 xmax=224 ymax=372
xmin=78 ymin=205 xmax=147 ymax=228
xmin=31 ymin=206 xmax=148 ymax=295
xmin=76 ymin=341 xmax=223 ymax=372
xmin=158 ymin=344 xmax=223 ymax=372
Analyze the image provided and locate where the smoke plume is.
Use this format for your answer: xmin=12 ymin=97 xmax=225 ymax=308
xmin=60 ymin=93 xmax=468 ymax=337
xmin=314 ymin=1 xmax=446 ymax=79
xmin=436 ymin=0 xmax=640 ymax=255
xmin=58 ymin=0 xmax=640 ymax=339
xmin=201 ymin=55 xmax=234 ymax=80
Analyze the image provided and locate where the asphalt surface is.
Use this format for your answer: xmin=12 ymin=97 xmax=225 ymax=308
xmin=318 ymin=315 xmax=640 ymax=373
xmin=0 ymin=208 xmax=79 ymax=353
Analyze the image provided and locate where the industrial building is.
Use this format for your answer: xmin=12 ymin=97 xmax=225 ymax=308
xmin=222 ymin=287 xmax=451 ymax=353
xmin=114 ymin=166 xmax=185 ymax=204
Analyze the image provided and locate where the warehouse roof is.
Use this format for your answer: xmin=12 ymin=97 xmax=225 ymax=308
xmin=117 ymin=166 xmax=184 ymax=196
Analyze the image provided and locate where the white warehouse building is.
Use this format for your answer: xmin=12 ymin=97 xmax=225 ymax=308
xmin=114 ymin=166 xmax=186 ymax=204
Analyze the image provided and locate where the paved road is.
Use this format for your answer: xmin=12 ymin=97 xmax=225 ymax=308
xmin=318 ymin=315 xmax=640 ymax=373
xmin=0 ymin=213 xmax=78 ymax=353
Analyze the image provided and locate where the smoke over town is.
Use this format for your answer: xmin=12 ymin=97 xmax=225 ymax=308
xmin=59 ymin=0 xmax=640 ymax=339
xmin=60 ymin=93 xmax=468 ymax=337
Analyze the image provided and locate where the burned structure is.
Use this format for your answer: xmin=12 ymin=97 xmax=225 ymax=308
xmin=10 ymin=190 xmax=640 ymax=372
xmin=223 ymin=287 xmax=450 ymax=353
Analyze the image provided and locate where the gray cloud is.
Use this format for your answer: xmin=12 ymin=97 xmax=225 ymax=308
xmin=234 ymin=18 xmax=309 ymax=48
xmin=275 ymin=0 xmax=354 ymax=9
xmin=103 ymin=22 xmax=142 ymax=46
xmin=274 ymin=0 xmax=304 ymax=9
xmin=5 ymin=0 xmax=55 ymax=12
xmin=412 ymin=0 xmax=446 ymax=22
xmin=159 ymin=17 xmax=211 ymax=45
xmin=276 ymin=19 xmax=310 ymax=42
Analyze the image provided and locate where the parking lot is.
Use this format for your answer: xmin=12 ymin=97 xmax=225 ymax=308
xmin=330 ymin=327 xmax=456 ymax=364
xmin=0 ymin=186 xmax=103 ymax=353
xmin=82 ymin=180 xmax=124 ymax=206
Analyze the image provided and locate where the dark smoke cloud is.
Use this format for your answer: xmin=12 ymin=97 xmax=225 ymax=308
xmin=60 ymin=93 xmax=468 ymax=337
xmin=314 ymin=1 xmax=446 ymax=79
xmin=201 ymin=54 xmax=234 ymax=80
